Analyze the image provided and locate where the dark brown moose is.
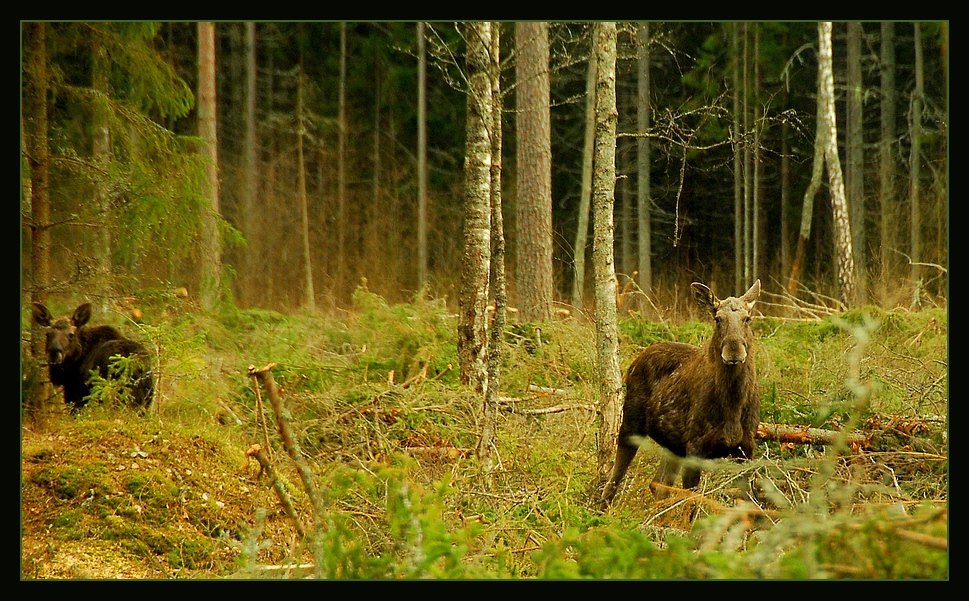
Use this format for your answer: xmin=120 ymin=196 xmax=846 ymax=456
xmin=600 ymin=279 xmax=761 ymax=508
xmin=32 ymin=302 xmax=154 ymax=412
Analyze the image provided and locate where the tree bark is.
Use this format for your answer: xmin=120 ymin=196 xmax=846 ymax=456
xmin=479 ymin=23 xmax=504 ymax=473
xmin=591 ymin=22 xmax=623 ymax=481
xmin=732 ymin=24 xmax=743 ymax=293
xmin=23 ymin=21 xmax=55 ymax=426
xmin=878 ymin=22 xmax=897 ymax=282
xmin=909 ymin=23 xmax=924 ymax=289
xmin=243 ymin=22 xmax=258 ymax=305
xmin=514 ymin=22 xmax=554 ymax=323
xmin=743 ymin=23 xmax=752 ymax=288
xmin=417 ymin=22 xmax=429 ymax=290
xmin=458 ymin=22 xmax=493 ymax=393
xmin=337 ymin=22 xmax=348 ymax=301
xmin=818 ymin=22 xmax=854 ymax=305
xmin=198 ymin=22 xmax=222 ymax=310
xmin=297 ymin=71 xmax=315 ymax=309
xmin=636 ymin=23 xmax=652 ymax=295
xmin=846 ymin=21 xmax=867 ymax=303
xmin=92 ymin=34 xmax=113 ymax=311
xmin=571 ymin=54 xmax=596 ymax=308
xmin=788 ymin=22 xmax=855 ymax=304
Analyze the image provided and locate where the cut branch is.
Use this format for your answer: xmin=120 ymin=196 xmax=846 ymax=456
xmin=244 ymin=443 xmax=307 ymax=539
xmin=248 ymin=363 xmax=325 ymax=521
xmin=516 ymin=403 xmax=596 ymax=415
xmin=756 ymin=422 xmax=870 ymax=449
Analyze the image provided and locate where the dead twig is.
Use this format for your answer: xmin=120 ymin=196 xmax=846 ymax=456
xmin=248 ymin=363 xmax=325 ymax=524
xmin=244 ymin=443 xmax=307 ymax=539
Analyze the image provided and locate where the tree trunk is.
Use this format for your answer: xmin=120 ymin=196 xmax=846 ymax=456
xmin=742 ymin=23 xmax=752 ymax=288
xmin=780 ymin=30 xmax=792 ymax=282
xmin=514 ymin=22 xmax=554 ymax=322
xmin=23 ymin=21 xmax=55 ymax=426
xmin=337 ymin=22 xmax=348 ymax=301
xmin=878 ymin=22 xmax=896 ymax=282
xmin=846 ymin=21 xmax=867 ymax=303
xmin=753 ymin=23 xmax=762 ymax=285
xmin=479 ymin=23 xmax=504 ymax=473
xmin=92 ymin=34 xmax=112 ymax=311
xmin=297 ymin=71 xmax=315 ymax=309
xmin=458 ymin=22 xmax=493 ymax=393
xmin=571 ymin=54 xmax=596 ymax=308
xmin=417 ymin=22 xmax=429 ymax=291
xmin=243 ymin=22 xmax=258 ymax=306
xmin=818 ymin=22 xmax=854 ymax=305
xmin=732 ymin=24 xmax=743 ymax=293
xmin=635 ymin=23 xmax=652 ymax=295
xmin=591 ymin=22 xmax=622 ymax=481
xmin=198 ymin=22 xmax=222 ymax=310
xmin=909 ymin=23 xmax=924 ymax=290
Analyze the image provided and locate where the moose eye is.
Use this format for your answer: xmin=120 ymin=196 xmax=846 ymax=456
xmin=745 ymin=316 xmax=752 ymax=324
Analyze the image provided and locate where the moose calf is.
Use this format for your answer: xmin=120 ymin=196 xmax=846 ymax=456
xmin=601 ymin=279 xmax=761 ymax=507
xmin=32 ymin=302 xmax=155 ymax=412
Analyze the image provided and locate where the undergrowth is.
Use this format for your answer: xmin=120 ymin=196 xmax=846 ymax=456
xmin=21 ymin=287 xmax=948 ymax=579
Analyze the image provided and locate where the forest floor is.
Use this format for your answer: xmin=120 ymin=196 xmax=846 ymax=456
xmin=20 ymin=291 xmax=949 ymax=579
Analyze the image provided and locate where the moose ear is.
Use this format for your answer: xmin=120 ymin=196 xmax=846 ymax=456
xmin=691 ymin=282 xmax=717 ymax=315
xmin=32 ymin=303 xmax=52 ymax=327
xmin=72 ymin=303 xmax=92 ymax=328
xmin=741 ymin=279 xmax=761 ymax=308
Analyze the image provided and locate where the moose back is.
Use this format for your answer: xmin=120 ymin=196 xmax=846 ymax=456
xmin=601 ymin=279 xmax=761 ymax=507
xmin=32 ymin=302 xmax=155 ymax=412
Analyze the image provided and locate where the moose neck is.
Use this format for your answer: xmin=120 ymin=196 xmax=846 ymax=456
xmin=704 ymin=334 xmax=754 ymax=394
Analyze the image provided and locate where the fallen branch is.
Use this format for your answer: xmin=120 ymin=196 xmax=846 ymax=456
xmin=527 ymin=385 xmax=570 ymax=396
xmin=403 ymin=446 xmax=468 ymax=460
xmin=895 ymin=528 xmax=947 ymax=550
xmin=515 ymin=404 xmax=596 ymax=415
xmin=756 ymin=422 xmax=871 ymax=449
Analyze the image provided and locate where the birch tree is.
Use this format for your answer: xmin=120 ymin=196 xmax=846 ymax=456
xmin=591 ymin=22 xmax=623 ymax=480
xmin=787 ymin=22 xmax=854 ymax=304
xmin=478 ymin=23 xmax=505 ymax=473
xmin=458 ymin=22 xmax=493 ymax=393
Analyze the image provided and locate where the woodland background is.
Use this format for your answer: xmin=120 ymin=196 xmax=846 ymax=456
xmin=20 ymin=22 xmax=948 ymax=579
xmin=21 ymin=22 xmax=948 ymax=317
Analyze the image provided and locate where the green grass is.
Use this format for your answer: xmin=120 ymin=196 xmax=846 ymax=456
xmin=21 ymin=289 xmax=948 ymax=579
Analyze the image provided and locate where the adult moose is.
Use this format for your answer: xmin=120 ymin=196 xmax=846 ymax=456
xmin=32 ymin=302 xmax=155 ymax=412
xmin=600 ymin=279 xmax=761 ymax=508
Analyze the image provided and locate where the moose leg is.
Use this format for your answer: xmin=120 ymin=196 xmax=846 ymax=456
xmin=680 ymin=460 xmax=702 ymax=491
xmin=649 ymin=453 xmax=682 ymax=499
xmin=600 ymin=440 xmax=639 ymax=508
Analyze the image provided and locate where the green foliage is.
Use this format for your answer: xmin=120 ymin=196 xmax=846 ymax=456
xmin=86 ymin=354 xmax=148 ymax=407
xmin=22 ymin=291 xmax=947 ymax=579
